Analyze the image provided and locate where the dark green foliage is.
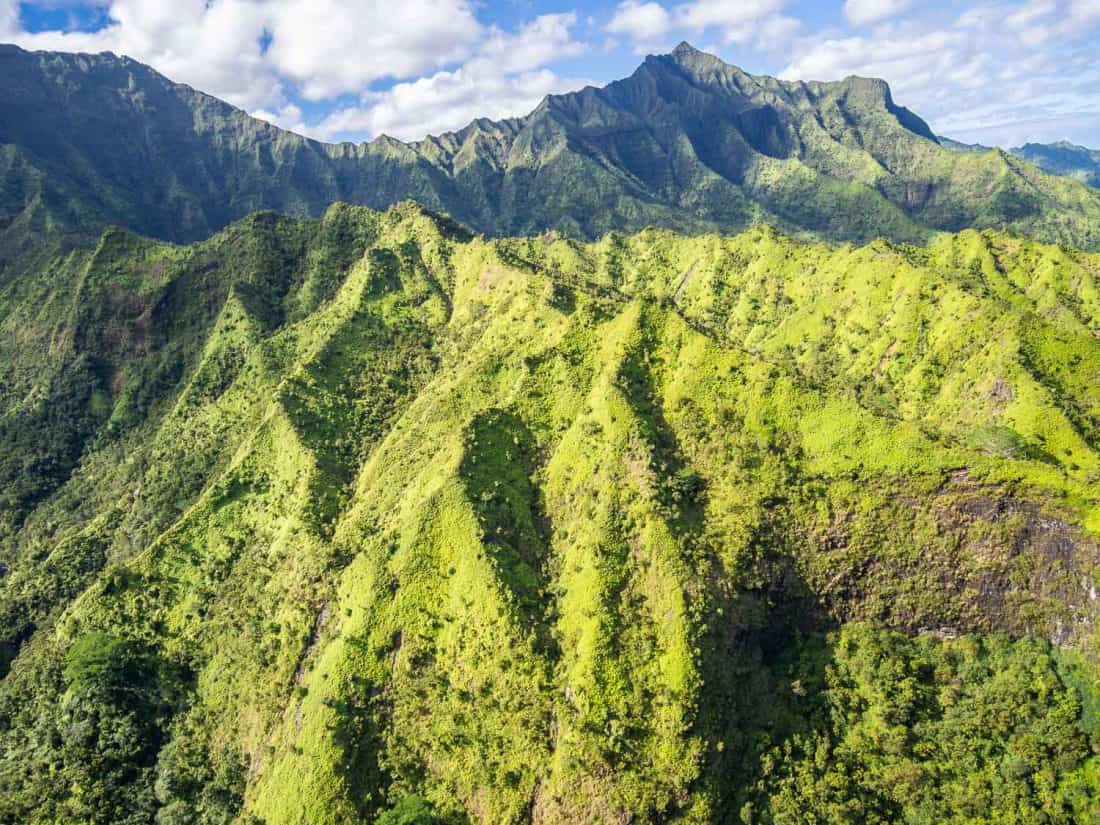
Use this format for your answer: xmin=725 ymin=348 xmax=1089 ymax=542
xmin=751 ymin=626 xmax=1100 ymax=824
xmin=0 ymin=358 xmax=104 ymax=531
xmin=375 ymin=796 xmax=438 ymax=825
xmin=152 ymin=717 xmax=245 ymax=825
xmin=54 ymin=634 xmax=185 ymax=824
xmin=460 ymin=410 xmax=551 ymax=625
xmin=0 ymin=528 xmax=109 ymax=676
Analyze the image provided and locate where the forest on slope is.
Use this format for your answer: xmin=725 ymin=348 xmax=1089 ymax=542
xmin=0 ymin=202 xmax=1099 ymax=823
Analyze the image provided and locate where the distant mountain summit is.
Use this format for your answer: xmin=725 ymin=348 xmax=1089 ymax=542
xmin=3 ymin=40 xmax=1100 ymax=258
xmin=939 ymin=135 xmax=1100 ymax=189
xmin=1012 ymin=140 xmax=1100 ymax=188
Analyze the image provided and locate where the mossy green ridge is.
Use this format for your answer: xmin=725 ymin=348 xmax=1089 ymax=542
xmin=4 ymin=41 xmax=1100 ymax=265
xmin=1 ymin=202 xmax=1100 ymax=822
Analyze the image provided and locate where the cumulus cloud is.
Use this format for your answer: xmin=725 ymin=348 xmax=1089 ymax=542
xmin=305 ymin=14 xmax=590 ymax=142
xmin=3 ymin=1 xmax=587 ymax=141
xmin=9 ymin=0 xmax=483 ymax=107
xmin=781 ymin=0 xmax=1100 ymax=145
xmin=307 ymin=68 xmax=582 ymax=142
xmin=605 ymin=0 xmax=799 ymax=53
xmin=677 ymin=0 xmax=784 ymax=32
xmin=843 ymin=0 xmax=913 ymax=27
xmin=606 ymin=1 xmax=672 ymax=47
xmin=479 ymin=12 xmax=585 ymax=75
xmin=264 ymin=0 xmax=481 ymax=101
xmin=8 ymin=0 xmax=283 ymax=109
xmin=251 ymin=102 xmax=303 ymax=132
xmin=0 ymin=0 xmax=19 ymax=36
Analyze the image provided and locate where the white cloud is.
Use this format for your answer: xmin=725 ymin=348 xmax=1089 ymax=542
xmin=676 ymin=0 xmax=786 ymax=32
xmin=265 ymin=0 xmax=481 ymax=101
xmin=949 ymin=109 xmax=1100 ymax=147
xmin=9 ymin=0 xmax=282 ymax=110
xmin=1068 ymin=0 xmax=1100 ymax=24
xmin=4 ymin=0 xmax=511 ymax=111
xmin=306 ymin=13 xmax=590 ymax=142
xmin=3 ymin=1 xmax=587 ymax=142
xmin=606 ymin=1 xmax=672 ymax=45
xmin=780 ymin=29 xmax=971 ymax=89
xmin=479 ymin=12 xmax=585 ymax=75
xmin=251 ymin=102 xmax=303 ymax=132
xmin=0 ymin=0 xmax=20 ymax=37
xmin=604 ymin=0 xmax=799 ymax=53
xmin=728 ymin=12 xmax=800 ymax=49
xmin=843 ymin=0 xmax=913 ymax=27
xmin=781 ymin=0 xmax=1100 ymax=145
xmin=310 ymin=67 xmax=584 ymax=143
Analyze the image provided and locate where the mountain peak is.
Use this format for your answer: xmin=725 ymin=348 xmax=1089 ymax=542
xmin=671 ymin=41 xmax=703 ymax=58
xmin=665 ymin=40 xmax=731 ymax=72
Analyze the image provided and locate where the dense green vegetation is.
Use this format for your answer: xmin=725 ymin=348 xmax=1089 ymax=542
xmin=5 ymin=41 xmax=1100 ymax=264
xmin=0 ymin=202 xmax=1098 ymax=822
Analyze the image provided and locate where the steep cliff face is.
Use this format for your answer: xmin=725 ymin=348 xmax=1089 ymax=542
xmin=4 ymin=41 xmax=1100 ymax=262
xmin=0 ymin=204 xmax=1098 ymax=823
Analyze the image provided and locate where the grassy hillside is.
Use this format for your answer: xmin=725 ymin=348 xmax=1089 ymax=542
xmin=0 ymin=203 xmax=1098 ymax=823
xmin=5 ymin=42 xmax=1100 ymax=261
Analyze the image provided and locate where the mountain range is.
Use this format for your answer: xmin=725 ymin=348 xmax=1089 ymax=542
xmin=1012 ymin=141 xmax=1100 ymax=188
xmin=3 ymin=41 xmax=1100 ymax=265
xmin=1 ymin=40 xmax=1100 ymax=825
xmin=939 ymin=137 xmax=1100 ymax=188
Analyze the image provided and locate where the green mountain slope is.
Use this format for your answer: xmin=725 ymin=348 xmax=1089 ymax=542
xmin=940 ymin=137 xmax=1100 ymax=189
xmin=1 ymin=203 xmax=1099 ymax=823
xmin=4 ymin=41 xmax=1100 ymax=260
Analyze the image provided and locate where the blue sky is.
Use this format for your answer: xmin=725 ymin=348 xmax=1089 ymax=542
xmin=2 ymin=0 xmax=1098 ymax=147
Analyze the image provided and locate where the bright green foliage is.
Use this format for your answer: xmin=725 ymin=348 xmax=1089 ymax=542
xmin=1 ymin=203 xmax=1100 ymax=823
xmin=375 ymin=796 xmax=439 ymax=825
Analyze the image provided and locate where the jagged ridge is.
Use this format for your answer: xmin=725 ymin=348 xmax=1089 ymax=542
xmin=3 ymin=41 xmax=1100 ymax=264
xmin=0 ymin=204 xmax=1099 ymax=823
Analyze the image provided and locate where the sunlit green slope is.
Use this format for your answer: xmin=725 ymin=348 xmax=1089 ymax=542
xmin=1 ymin=204 xmax=1099 ymax=824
